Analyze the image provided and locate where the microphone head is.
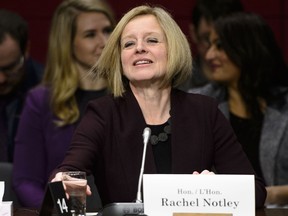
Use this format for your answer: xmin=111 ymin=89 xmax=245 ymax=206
xmin=143 ymin=127 xmax=151 ymax=144
xmin=143 ymin=127 xmax=151 ymax=137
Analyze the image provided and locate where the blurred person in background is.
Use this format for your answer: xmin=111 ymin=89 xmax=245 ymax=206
xmin=12 ymin=0 xmax=115 ymax=208
xmin=179 ymin=0 xmax=243 ymax=91
xmin=0 ymin=9 xmax=43 ymax=162
xmin=190 ymin=12 xmax=288 ymax=207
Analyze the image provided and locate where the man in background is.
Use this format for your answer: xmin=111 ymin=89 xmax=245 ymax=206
xmin=0 ymin=9 xmax=43 ymax=162
xmin=179 ymin=0 xmax=243 ymax=91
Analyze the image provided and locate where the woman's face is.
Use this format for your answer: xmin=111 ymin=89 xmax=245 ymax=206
xmin=73 ymin=12 xmax=112 ymax=70
xmin=205 ymin=29 xmax=240 ymax=86
xmin=120 ymin=14 xmax=168 ymax=85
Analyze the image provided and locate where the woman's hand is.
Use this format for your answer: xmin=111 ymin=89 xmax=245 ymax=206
xmin=192 ymin=170 xmax=215 ymax=175
xmin=51 ymin=172 xmax=63 ymax=182
xmin=51 ymin=172 xmax=92 ymax=196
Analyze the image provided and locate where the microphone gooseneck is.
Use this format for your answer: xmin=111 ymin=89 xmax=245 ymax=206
xmin=100 ymin=128 xmax=150 ymax=216
xmin=136 ymin=127 xmax=151 ymax=203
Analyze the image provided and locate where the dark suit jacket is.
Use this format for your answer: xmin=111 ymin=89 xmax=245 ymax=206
xmin=0 ymin=57 xmax=43 ymax=162
xmin=53 ymin=88 xmax=266 ymax=208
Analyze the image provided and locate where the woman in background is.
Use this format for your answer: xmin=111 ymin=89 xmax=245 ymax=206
xmin=12 ymin=0 xmax=115 ymax=208
xmin=190 ymin=12 xmax=288 ymax=206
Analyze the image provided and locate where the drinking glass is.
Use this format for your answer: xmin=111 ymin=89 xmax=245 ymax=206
xmin=62 ymin=171 xmax=87 ymax=216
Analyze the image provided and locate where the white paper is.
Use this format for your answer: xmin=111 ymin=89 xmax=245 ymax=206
xmin=0 ymin=201 xmax=13 ymax=216
xmin=0 ymin=181 xmax=4 ymax=201
xmin=143 ymin=174 xmax=255 ymax=216
xmin=0 ymin=181 xmax=4 ymax=210
xmin=0 ymin=181 xmax=13 ymax=216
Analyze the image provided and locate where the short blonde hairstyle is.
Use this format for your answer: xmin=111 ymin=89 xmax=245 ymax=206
xmin=92 ymin=5 xmax=192 ymax=97
xmin=43 ymin=0 xmax=115 ymax=126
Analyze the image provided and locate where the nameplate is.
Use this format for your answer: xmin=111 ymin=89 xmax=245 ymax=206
xmin=39 ymin=181 xmax=71 ymax=216
xmin=143 ymin=174 xmax=255 ymax=216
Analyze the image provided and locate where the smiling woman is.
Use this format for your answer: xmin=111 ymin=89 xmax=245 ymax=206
xmin=49 ymin=4 xmax=266 ymax=210
xmin=190 ymin=12 xmax=288 ymax=207
xmin=73 ymin=12 xmax=113 ymax=71
xmin=120 ymin=14 xmax=168 ymax=86
xmin=12 ymin=0 xmax=115 ymax=209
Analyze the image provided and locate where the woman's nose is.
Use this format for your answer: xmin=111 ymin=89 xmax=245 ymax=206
xmin=205 ymin=46 xmax=215 ymax=61
xmin=97 ymin=33 xmax=109 ymax=48
xmin=136 ymin=41 xmax=147 ymax=53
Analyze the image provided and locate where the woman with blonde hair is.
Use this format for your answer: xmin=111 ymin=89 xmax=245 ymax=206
xmin=51 ymin=5 xmax=266 ymax=208
xmin=12 ymin=0 xmax=115 ymax=208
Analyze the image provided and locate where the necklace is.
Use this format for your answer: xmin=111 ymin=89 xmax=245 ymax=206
xmin=150 ymin=118 xmax=171 ymax=145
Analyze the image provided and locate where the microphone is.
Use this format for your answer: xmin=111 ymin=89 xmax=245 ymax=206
xmin=99 ymin=127 xmax=151 ymax=216
xmin=136 ymin=127 xmax=151 ymax=203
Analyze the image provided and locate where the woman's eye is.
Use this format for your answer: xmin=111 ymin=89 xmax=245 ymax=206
xmin=123 ymin=41 xmax=135 ymax=48
xmin=147 ymin=38 xmax=159 ymax=44
xmin=216 ymin=40 xmax=223 ymax=49
xmin=85 ymin=32 xmax=96 ymax=38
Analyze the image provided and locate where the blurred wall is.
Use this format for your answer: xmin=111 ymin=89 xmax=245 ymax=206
xmin=0 ymin=0 xmax=287 ymax=64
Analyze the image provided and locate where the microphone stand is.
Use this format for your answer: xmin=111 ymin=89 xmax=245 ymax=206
xmin=136 ymin=127 xmax=150 ymax=203
xmin=99 ymin=128 xmax=151 ymax=216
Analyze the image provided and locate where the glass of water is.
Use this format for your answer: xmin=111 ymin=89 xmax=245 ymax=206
xmin=62 ymin=171 xmax=87 ymax=216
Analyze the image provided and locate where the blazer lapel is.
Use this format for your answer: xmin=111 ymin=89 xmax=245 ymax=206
xmin=218 ymin=102 xmax=229 ymax=119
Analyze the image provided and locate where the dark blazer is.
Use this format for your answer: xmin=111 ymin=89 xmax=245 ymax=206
xmin=53 ymin=88 xmax=266 ymax=208
xmin=0 ymin=57 xmax=43 ymax=162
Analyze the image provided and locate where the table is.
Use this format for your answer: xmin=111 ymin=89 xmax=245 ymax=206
xmin=13 ymin=208 xmax=288 ymax=216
